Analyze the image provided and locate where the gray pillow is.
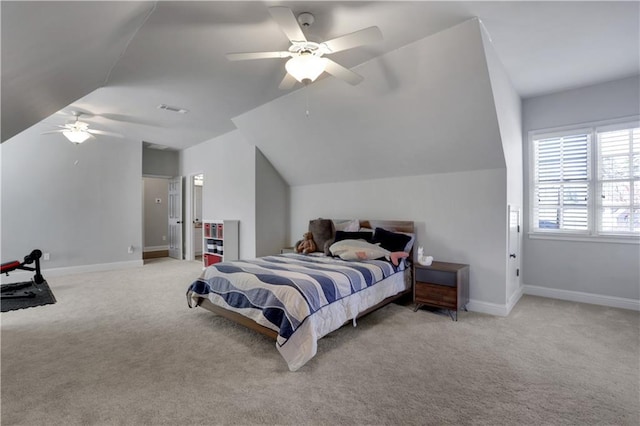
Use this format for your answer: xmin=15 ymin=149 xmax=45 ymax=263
xmin=323 ymin=238 xmax=336 ymax=256
xmin=309 ymin=218 xmax=333 ymax=253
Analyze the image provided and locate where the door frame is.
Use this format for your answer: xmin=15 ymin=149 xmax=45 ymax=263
xmin=184 ymin=172 xmax=204 ymax=261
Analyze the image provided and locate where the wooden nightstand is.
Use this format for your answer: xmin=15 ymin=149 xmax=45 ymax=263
xmin=413 ymin=261 xmax=469 ymax=321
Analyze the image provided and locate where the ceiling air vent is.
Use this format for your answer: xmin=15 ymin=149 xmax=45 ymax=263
xmin=157 ymin=104 xmax=188 ymax=114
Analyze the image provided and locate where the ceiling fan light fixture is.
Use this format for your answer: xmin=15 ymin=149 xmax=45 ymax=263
xmin=63 ymin=129 xmax=91 ymax=144
xmin=285 ymin=54 xmax=328 ymax=83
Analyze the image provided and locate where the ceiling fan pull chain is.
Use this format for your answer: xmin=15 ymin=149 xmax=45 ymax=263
xmin=73 ymin=141 xmax=80 ymax=166
xmin=305 ymin=84 xmax=310 ymax=117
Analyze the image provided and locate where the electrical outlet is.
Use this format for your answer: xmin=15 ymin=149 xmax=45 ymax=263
xmin=128 ymin=246 xmax=134 ymax=254
xmin=43 ymin=252 xmax=50 ymax=261
xmin=162 ymin=235 xmax=166 ymax=241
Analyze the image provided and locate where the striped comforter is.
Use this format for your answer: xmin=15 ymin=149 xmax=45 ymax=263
xmin=186 ymin=253 xmax=407 ymax=370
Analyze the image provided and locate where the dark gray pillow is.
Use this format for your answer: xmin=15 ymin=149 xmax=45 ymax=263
xmin=334 ymin=231 xmax=374 ymax=243
xmin=309 ymin=218 xmax=333 ymax=253
xmin=372 ymin=227 xmax=412 ymax=252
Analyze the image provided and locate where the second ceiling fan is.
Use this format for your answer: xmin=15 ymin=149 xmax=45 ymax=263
xmin=42 ymin=111 xmax=123 ymax=144
xmin=226 ymin=6 xmax=383 ymax=89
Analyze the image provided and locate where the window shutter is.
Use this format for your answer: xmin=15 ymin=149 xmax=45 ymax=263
xmin=533 ymin=133 xmax=589 ymax=231
xmin=597 ymin=127 xmax=640 ymax=233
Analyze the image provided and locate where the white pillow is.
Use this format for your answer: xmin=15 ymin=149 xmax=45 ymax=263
xmin=330 ymin=239 xmax=389 ymax=261
xmin=334 ymin=219 xmax=360 ymax=232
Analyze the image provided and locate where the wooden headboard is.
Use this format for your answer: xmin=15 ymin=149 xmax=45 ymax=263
xmin=357 ymin=220 xmax=414 ymax=234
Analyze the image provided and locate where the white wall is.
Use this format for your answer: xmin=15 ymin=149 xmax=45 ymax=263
xmin=180 ymin=130 xmax=257 ymax=260
xmin=255 ymin=149 xmax=289 ymax=257
xmin=180 ymin=132 xmax=290 ymax=260
xmin=522 ymin=76 xmax=640 ymax=304
xmin=481 ymin=28 xmax=524 ymax=305
xmin=142 ymin=146 xmax=179 ymax=177
xmin=290 ymin=168 xmax=509 ymax=313
xmin=1 ymin=125 xmax=143 ymax=274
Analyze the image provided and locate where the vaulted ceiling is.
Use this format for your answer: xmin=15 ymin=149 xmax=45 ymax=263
xmin=234 ymin=18 xmax=506 ymax=185
xmin=2 ymin=1 xmax=638 ymax=151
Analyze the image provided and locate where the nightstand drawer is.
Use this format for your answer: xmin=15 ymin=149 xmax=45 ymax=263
xmin=415 ymin=268 xmax=457 ymax=287
xmin=415 ymin=282 xmax=457 ymax=308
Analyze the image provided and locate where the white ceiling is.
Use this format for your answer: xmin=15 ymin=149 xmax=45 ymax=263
xmin=2 ymin=1 xmax=638 ymax=148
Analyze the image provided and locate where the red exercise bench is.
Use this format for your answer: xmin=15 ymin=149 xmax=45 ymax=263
xmin=1 ymin=249 xmax=45 ymax=299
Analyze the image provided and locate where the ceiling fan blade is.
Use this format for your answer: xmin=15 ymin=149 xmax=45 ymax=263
xmin=41 ymin=130 xmax=65 ymax=135
xmin=324 ymin=59 xmax=364 ymax=85
xmin=268 ymin=6 xmax=307 ymax=43
xmin=278 ymin=73 xmax=297 ymax=90
xmin=87 ymin=129 xmax=124 ymax=138
xmin=321 ymin=26 xmax=383 ymax=53
xmin=55 ymin=109 xmax=92 ymax=118
xmin=226 ymin=51 xmax=291 ymax=61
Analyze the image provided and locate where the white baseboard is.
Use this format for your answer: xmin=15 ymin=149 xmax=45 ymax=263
xmin=523 ymin=284 xmax=640 ymax=311
xmin=506 ymin=286 xmax=524 ymax=314
xmin=466 ymin=286 xmax=523 ymax=317
xmin=1 ymin=260 xmax=144 ymax=284
xmin=466 ymin=299 xmax=509 ymax=316
xmin=143 ymin=245 xmax=169 ymax=252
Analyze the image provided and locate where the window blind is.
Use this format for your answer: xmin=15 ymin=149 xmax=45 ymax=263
xmin=533 ymin=133 xmax=589 ymax=231
xmin=597 ymin=127 xmax=640 ymax=233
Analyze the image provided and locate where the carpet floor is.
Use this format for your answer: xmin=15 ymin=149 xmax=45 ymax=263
xmin=1 ymin=258 xmax=638 ymax=425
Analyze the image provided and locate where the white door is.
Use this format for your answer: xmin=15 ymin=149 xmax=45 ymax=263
xmin=508 ymin=205 xmax=521 ymax=292
xmin=168 ymin=176 xmax=183 ymax=259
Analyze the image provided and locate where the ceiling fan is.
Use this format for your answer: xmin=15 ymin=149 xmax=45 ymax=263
xmin=42 ymin=111 xmax=124 ymax=144
xmin=226 ymin=6 xmax=383 ymax=89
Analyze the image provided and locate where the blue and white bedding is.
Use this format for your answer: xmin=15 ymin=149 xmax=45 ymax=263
xmin=186 ymin=253 xmax=410 ymax=371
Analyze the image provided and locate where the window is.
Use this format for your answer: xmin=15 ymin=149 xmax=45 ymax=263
xmin=530 ymin=119 xmax=640 ymax=240
xmin=598 ymin=125 xmax=640 ymax=233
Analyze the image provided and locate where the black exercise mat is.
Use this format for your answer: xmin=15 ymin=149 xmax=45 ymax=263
xmin=1 ymin=280 xmax=56 ymax=312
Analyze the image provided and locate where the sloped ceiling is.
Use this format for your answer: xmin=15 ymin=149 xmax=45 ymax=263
xmin=233 ymin=19 xmax=504 ymax=186
xmin=1 ymin=1 xmax=154 ymax=142
xmin=2 ymin=1 xmax=475 ymax=147
xmin=2 ymin=1 xmax=638 ymax=148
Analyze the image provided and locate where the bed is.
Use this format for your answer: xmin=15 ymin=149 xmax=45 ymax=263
xmin=186 ymin=220 xmax=414 ymax=371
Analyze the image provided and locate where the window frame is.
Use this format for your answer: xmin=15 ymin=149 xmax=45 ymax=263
xmin=528 ymin=116 xmax=640 ymax=244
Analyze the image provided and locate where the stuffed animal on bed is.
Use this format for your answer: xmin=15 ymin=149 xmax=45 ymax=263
xmin=296 ymin=232 xmax=317 ymax=254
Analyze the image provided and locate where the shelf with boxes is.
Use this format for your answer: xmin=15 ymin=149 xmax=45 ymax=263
xmin=202 ymin=220 xmax=239 ymax=268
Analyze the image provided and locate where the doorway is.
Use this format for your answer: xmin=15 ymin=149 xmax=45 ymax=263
xmin=142 ymin=176 xmax=171 ymax=260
